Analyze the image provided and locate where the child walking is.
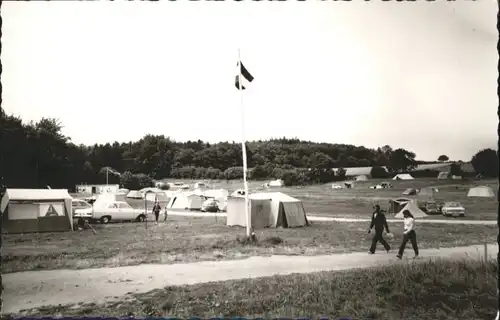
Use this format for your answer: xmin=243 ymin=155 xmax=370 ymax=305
xmin=396 ymin=210 xmax=419 ymax=259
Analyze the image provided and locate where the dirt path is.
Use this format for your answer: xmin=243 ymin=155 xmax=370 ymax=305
xmin=3 ymin=243 xmax=497 ymax=314
xmin=168 ymin=210 xmax=497 ymax=225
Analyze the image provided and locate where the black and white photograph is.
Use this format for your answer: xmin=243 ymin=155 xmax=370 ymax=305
xmin=1 ymin=1 xmax=498 ymax=319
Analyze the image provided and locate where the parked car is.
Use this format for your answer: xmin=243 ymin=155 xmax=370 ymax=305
xmin=201 ymin=199 xmax=219 ymax=213
xmin=72 ymin=199 xmax=93 ymax=219
xmin=92 ymin=201 xmax=147 ymax=224
xmin=423 ymin=201 xmax=441 ymax=215
xmin=441 ymin=201 xmax=466 ymax=217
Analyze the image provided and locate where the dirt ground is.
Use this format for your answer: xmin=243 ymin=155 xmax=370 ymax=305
xmin=4 ymin=243 xmax=497 ymax=315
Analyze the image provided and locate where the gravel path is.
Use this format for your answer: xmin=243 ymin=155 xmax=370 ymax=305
xmin=3 ymin=243 xmax=497 ymax=314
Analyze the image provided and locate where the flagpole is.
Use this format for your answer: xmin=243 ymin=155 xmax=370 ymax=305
xmin=238 ymin=48 xmax=251 ymax=238
xmin=106 ymin=167 xmax=109 ymax=185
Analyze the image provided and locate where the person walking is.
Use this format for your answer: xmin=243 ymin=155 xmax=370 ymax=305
xmin=163 ymin=205 xmax=168 ymax=222
xmin=368 ymin=204 xmax=391 ymax=254
xmin=152 ymin=201 xmax=161 ymax=225
xmin=396 ymin=210 xmax=419 ymax=259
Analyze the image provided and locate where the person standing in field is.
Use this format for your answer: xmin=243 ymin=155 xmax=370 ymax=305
xmin=368 ymin=204 xmax=391 ymax=254
xmin=163 ymin=204 xmax=168 ymax=222
xmin=396 ymin=210 xmax=419 ymax=259
xmin=152 ymin=200 xmax=161 ymax=225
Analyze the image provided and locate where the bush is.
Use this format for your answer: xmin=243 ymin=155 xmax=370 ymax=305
xmin=370 ymin=166 xmax=389 ymax=178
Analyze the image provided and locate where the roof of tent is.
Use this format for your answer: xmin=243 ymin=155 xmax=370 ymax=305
xmin=1 ymin=189 xmax=73 ymax=213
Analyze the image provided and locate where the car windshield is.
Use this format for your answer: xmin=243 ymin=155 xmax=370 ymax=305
xmin=446 ymin=202 xmax=460 ymax=207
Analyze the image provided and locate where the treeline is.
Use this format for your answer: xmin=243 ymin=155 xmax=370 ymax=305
xmin=1 ymin=109 xmax=497 ymax=192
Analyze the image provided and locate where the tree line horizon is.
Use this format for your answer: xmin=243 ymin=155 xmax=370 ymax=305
xmin=2 ymin=109 xmax=498 ymax=191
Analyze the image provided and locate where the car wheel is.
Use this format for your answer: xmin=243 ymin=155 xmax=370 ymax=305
xmin=100 ymin=216 xmax=110 ymax=224
xmin=136 ymin=215 xmax=145 ymax=222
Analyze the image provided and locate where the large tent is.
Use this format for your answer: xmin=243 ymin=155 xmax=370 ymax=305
xmin=418 ymin=187 xmax=439 ymax=198
xmin=467 ymin=186 xmax=495 ymax=198
xmin=145 ymin=191 xmax=168 ymax=203
xmin=1 ymin=189 xmax=74 ymax=234
xmin=392 ymin=174 xmax=414 ymax=180
xmin=167 ymin=193 xmax=205 ymax=210
xmin=394 ymin=201 xmax=428 ymax=219
xmin=226 ymin=192 xmax=308 ymax=229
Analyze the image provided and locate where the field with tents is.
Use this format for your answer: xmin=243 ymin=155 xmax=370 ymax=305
xmin=113 ymin=177 xmax=498 ymax=221
xmin=2 ymin=176 xmax=498 ymax=273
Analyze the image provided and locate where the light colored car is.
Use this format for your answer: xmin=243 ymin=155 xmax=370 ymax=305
xmin=72 ymin=199 xmax=93 ymax=219
xmin=92 ymin=201 xmax=147 ymax=224
xmin=441 ymin=201 xmax=466 ymax=217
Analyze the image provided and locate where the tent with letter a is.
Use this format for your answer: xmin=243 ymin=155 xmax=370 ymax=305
xmin=1 ymin=189 xmax=73 ymax=234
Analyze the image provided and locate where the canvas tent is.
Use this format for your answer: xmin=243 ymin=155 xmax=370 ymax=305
xmin=126 ymin=190 xmax=143 ymax=199
xmin=388 ymin=198 xmax=412 ymax=214
xmin=419 ymin=187 xmax=438 ymax=198
xmin=393 ymin=174 xmax=414 ymax=180
xmin=1 ymin=189 xmax=73 ymax=234
xmin=467 ymin=186 xmax=495 ymax=198
xmin=437 ymin=172 xmax=449 ymax=180
xmin=167 ymin=193 xmax=205 ymax=210
xmin=356 ymin=175 xmax=368 ymax=181
xmin=402 ymin=188 xmax=417 ymax=196
xmin=226 ymin=192 xmax=308 ymax=229
xmin=394 ymin=201 xmax=428 ymax=219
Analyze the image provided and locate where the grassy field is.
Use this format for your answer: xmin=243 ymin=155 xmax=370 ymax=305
xmin=2 ymin=215 xmax=497 ymax=273
xmin=23 ymin=258 xmax=498 ymax=319
xmin=153 ymin=178 xmax=498 ymax=220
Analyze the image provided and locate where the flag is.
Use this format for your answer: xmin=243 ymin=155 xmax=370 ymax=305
xmin=235 ymin=61 xmax=254 ymax=90
xmin=104 ymin=167 xmax=121 ymax=176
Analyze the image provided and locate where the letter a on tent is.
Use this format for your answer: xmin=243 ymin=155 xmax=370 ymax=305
xmin=45 ymin=204 xmax=60 ymax=217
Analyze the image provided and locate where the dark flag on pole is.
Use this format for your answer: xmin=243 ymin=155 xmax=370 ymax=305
xmin=235 ymin=61 xmax=254 ymax=90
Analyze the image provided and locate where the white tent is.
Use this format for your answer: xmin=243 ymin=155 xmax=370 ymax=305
xmin=394 ymin=201 xmax=428 ymax=219
xmin=356 ymin=175 xmax=368 ymax=181
xmin=145 ymin=191 xmax=168 ymax=202
xmin=226 ymin=196 xmax=273 ymax=229
xmin=1 ymin=189 xmax=74 ymax=234
xmin=392 ymin=173 xmax=414 ymax=180
xmin=467 ymin=186 xmax=495 ymax=198
xmin=418 ymin=187 xmax=438 ymax=198
xmin=167 ymin=193 xmax=205 ymax=210
xmin=268 ymin=179 xmax=284 ymax=187
xmin=117 ymin=188 xmax=130 ymax=195
xmin=126 ymin=190 xmax=143 ymax=199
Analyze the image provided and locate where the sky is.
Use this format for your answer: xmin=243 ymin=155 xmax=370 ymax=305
xmin=2 ymin=1 xmax=498 ymax=161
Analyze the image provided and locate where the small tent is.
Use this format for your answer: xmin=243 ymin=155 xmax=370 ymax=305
xmin=437 ymin=172 xmax=449 ymax=180
xmin=388 ymin=198 xmax=412 ymax=214
xmin=394 ymin=201 xmax=428 ymax=219
xmin=126 ymin=190 xmax=143 ymax=199
xmin=268 ymin=179 xmax=284 ymax=187
xmin=356 ymin=175 xmax=368 ymax=181
xmin=117 ymin=188 xmax=130 ymax=195
xmin=402 ymin=188 xmax=417 ymax=196
xmin=467 ymin=186 xmax=495 ymax=198
xmin=1 ymin=189 xmax=74 ymax=234
xmin=419 ymin=187 xmax=438 ymax=198
xmin=392 ymin=174 xmax=414 ymax=180
xmin=167 ymin=193 xmax=205 ymax=210
xmin=194 ymin=182 xmax=208 ymax=189
xmin=145 ymin=191 xmax=168 ymax=203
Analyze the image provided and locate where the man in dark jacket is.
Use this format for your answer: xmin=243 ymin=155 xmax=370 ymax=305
xmin=368 ymin=204 xmax=391 ymax=254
